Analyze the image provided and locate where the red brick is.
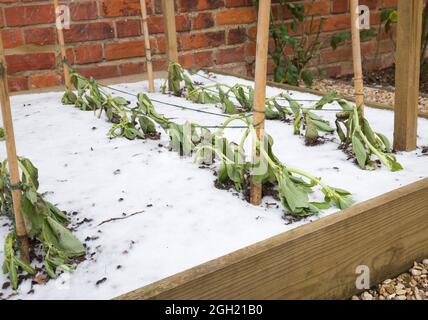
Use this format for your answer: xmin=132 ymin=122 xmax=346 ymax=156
xmin=75 ymin=44 xmax=103 ymax=64
xmin=100 ymin=0 xmax=145 ymax=17
xmin=227 ymin=28 xmax=246 ymax=45
xmin=77 ymin=65 xmax=118 ymax=79
xmin=216 ymin=7 xmax=256 ymax=25
xmin=147 ymin=15 xmax=191 ymax=34
xmin=24 ymin=27 xmax=56 ymax=46
xmin=5 ymin=4 xmax=55 ymax=27
xmin=194 ymin=51 xmax=213 ymax=67
xmin=178 ymin=54 xmax=194 ymax=68
xmin=305 ymin=1 xmax=330 ymax=16
xmin=8 ymin=76 xmax=28 ymax=92
xmin=116 ymin=19 xmax=141 ymax=38
xmin=105 ymin=40 xmax=145 ymax=60
xmin=70 ymin=1 xmax=98 ymax=21
xmin=322 ymin=15 xmax=351 ymax=32
xmin=360 ymin=0 xmax=378 ymax=10
xmin=6 ymin=53 xmax=56 ymax=73
xmin=331 ymin=0 xmax=348 ymax=14
xmin=179 ymin=31 xmax=225 ymax=51
xmin=320 ymin=47 xmax=352 ymax=64
xmin=152 ymin=57 xmax=167 ymax=71
xmin=28 ymin=72 xmax=62 ymax=89
xmin=64 ymin=22 xmax=114 ymax=43
xmin=215 ymin=46 xmax=245 ymax=64
xmin=1 ymin=29 xmax=23 ymax=49
xmin=192 ymin=12 xmax=214 ymax=30
xmin=119 ymin=62 xmax=146 ymax=76
xmin=178 ymin=0 xmax=224 ymax=12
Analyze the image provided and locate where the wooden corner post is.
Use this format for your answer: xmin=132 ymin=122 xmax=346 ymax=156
xmin=0 ymin=34 xmax=30 ymax=262
xmin=250 ymin=0 xmax=271 ymax=205
xmin=161 ymin=0 xmax=179 ymax=90
xmin=53 ymin=0 xmax=71 ymax=90
xmin=394 ymin=0 xmax=424 ymax=151
xmin=350 ymin=0 xmax=365 ymax=117
xmin=140 ymin=0 xmax=155 ymax=93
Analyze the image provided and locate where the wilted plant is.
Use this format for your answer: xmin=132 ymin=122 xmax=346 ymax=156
xmin=164 ymin=63 xmax=402 ymax=171
xmin=195 ymin=115 xmax=354 ymax=216
xmin=0 ymin=157 xmax=85 ymax=289
xmin=61 ymin=71 xmax=355 ymax=217
xmin=63 ymin=70 xmax=160 ymax=140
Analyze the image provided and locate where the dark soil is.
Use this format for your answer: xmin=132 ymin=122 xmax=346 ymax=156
xmin=340 ymin=62 xmax=428 ymax=95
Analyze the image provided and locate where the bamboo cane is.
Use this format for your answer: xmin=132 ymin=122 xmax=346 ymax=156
xmin=0 ymin=34 xmax=30 ymax=263
xmin=140 ymin=0 xmax=155 ymax=93
xmin=250 ymin=0 xmax=271 ymax=205
xmin=350 ymin=0 xmax=365 ymax=117
xmin=53 ymin=0 xmax=71 ymax=90
xmin=161 ymin=0 xmax=179 ymax=91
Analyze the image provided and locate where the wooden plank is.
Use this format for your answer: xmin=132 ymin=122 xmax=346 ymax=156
xmin=53 ymin=0 xmax=71 ymax=90
xmin=0 ymin=32 xmax=30 ymax=262
xmin=250 ymin=0 xmax=271 ymax=205
xmin=350 ymin=0 xmax=365 ymax=117
xmin=161 ymin=0 xmax=179 ymax=91
xmin=140 ymin=0 xmax=155 ymax=93
xmin=117 ymin=178 xmax=428 ymax=300
xmin=207 ymin=68 xmax=428 ymax=119
xmin=394 ymin=0 xmax=424 ymax=151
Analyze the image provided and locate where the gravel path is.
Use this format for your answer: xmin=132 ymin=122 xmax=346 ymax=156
xmin=312 ymin=79 xmax=428 ymax=113
xmin=352 ymin=259 xmax=428 ymax=300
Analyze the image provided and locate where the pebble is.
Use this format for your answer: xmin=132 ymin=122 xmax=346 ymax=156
xmin=362 ymin=292 xmax=373 ymax=300
xmin=312 ymin=79 xmax=428 ymax=111
xmin=396 ymin=289 xmax=406 ymax=295
xmin=353 ymin=259 xmax=428 ymax=301
xmin=411 ymin=269 xmax=422 ymax=276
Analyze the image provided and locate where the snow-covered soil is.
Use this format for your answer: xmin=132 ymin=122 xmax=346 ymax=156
xmin=1 ymin=72 xmax=427 ymax=300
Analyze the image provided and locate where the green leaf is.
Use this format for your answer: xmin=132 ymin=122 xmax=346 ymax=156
xmin=18 ymin=157 xmax=39 ymax=190
xmin=311 ymin=119 xmax=335 ymax=132
xmin=43 ymin=216 xmax=85 ymax=257
xmin=305 ymin=117 xmax=319 ymax=145
xmin=376 ymin=132 xmax=392 ymax=152
xmin=362 ymin=118 xmax=378 ymax=147
xmin=279 ymin=173 xmax=309 ymax=212
xmin=314 ymin=92 xmax=338 ymax=109
xmin=301 ymin=69 xmax=313 ymax=87
xmin=352 ymin=134 xmax=367 ymax=169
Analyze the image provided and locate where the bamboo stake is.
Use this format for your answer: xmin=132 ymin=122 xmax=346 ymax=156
xmin=140 ymin=0 xmax=155 ymax=93
xmin=53 ymin=0 xmax=71 ymax=90
xmin=350 ymin=0 xmax=364 ymax=117
xmin=250 ymin=0 xmax=271 ymax=206
xmin=0 ymin=34 xmax=30 ymax=263
xmin=161 ymin=0 xmax=179 ymax=91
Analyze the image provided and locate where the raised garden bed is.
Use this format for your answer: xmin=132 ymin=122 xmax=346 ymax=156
xmin=1 ymin=71 xmax=428 ymax=300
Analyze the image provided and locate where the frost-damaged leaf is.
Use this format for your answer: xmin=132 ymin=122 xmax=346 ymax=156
xmin=376 ymin=132 xmax=392 ymax=152
xmin=313 ymin=92 xmax=338 ymax=109
xmin=43 ymin=217 xmax=85 ymax=257
xmin=2 ymin=233 xmax=35 ymax=289
xmin=352 ymin=134 xmax=367 ymax=169
xmin=279 ymin=172 xmax=310 ymax=213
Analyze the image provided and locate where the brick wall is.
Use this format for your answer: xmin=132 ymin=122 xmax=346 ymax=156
xmin=0 ymin=0 xmax=397 ymax=92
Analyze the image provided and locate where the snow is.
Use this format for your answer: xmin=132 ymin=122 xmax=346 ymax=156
xmin=0 ymin=72 xmax=427 ymax=300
